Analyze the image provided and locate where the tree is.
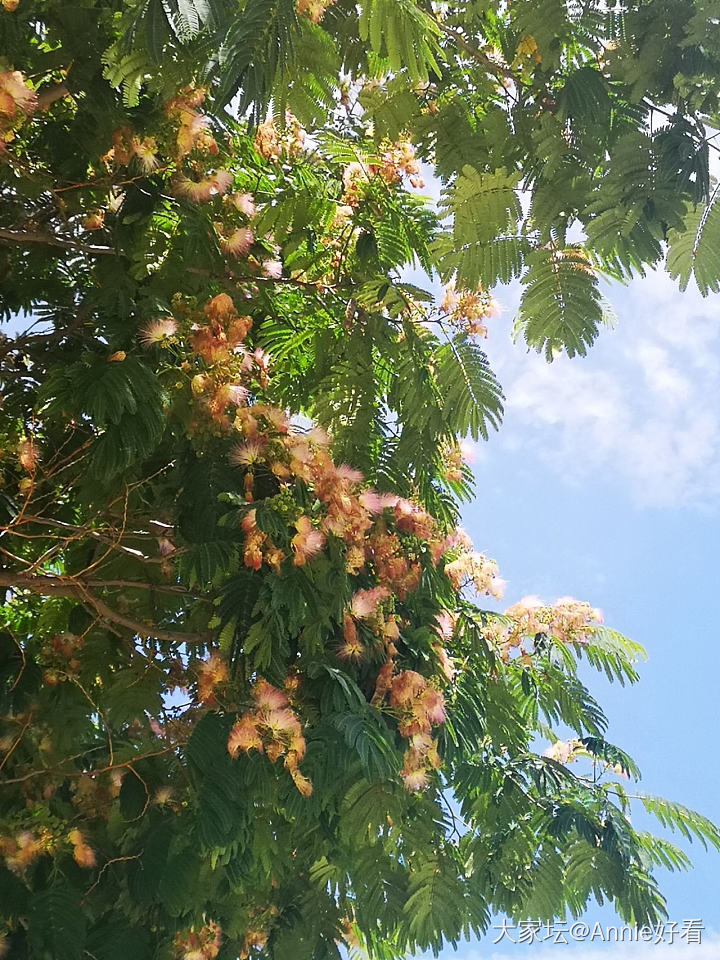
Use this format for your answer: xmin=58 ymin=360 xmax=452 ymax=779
xmin=1 ymin=0 xmax=720 ymax=957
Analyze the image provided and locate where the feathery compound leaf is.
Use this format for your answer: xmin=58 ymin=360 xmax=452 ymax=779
xmin=28 ymin=886 xmax=86 ymax=960
xmin=634 ymin=833 xmax=692 ymax=874
xmin=403 ymin=854 xmax=466 ymax=948
xmin=39 ymin=357 xmax=166 ymax=482
xmin=638 ymin=795 xmax=720 ymax=850
xmin=217 ymin=0 xmax=298 ymax=114
xmin=667 ymin=184 xmax=720 ymax=295
xmin=515 ymin=246 xmax=605 ymax=359
xmin=358 ymin=0 xmax=442 ymax=81
xmin=571 ymin=627 xmax=646 ymax=686
xmin=440 ymin=167 xmax=523 ymax=288
xmin=435 ymin=335 xmax=504 ymax=440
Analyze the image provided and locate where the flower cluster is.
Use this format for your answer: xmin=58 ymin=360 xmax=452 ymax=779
xmin=296 ymin=0 xmax=336 ymax=22
xmin=143 ymin=293 xmax=271 ymax=435
xmin=106 ymin=86 xmax=232 ymax=203
xmin=229 ymin=401 xmax=442 ymax=589
xmin=106 ymin=126 xmax=159 ymax=172
xmin=68 ymin=828 xmax=96 ymax=868
xmin=0 ymin=70 xmax=36 ymax=145
xmin=440 ymin=441 xmax=474 ymax=484
xmin=443 ymin=533 xmax=505 ymax=599
xmin=174 ymin=169 xmax=233 ymax=204
xmin=0 ymin=828 xmax=53 ymax=873
xmin=227 ymin=678 xmax=312 ymax=797
xmin=17 ymin=438 xmax=36 ymax=473
xmin=341 ymin=139 xmax=424 ymax=204
xmin=166 ymin=86 xmax=217 ymax=158
xmin=485 ymin=595 xmax=604 ymax=662
xmin=543 ymin=738 xmax=583 ymax=764
xmin=253 ymin=115 xmax=306 ymax=162
xmin=173 ymin=921 xmax=222 ymax=960
xmin=196 ymin=653 xmax=230 ymax=706
xmin=432 ymin=610 xmax=458 ymax=682
xmin=386 ymin=671 xmax=445 ymax=791
xmin=440 ymin=283 xmax=500 ymax=339
xmin=40 ymin=631 xmax=84 ymax=681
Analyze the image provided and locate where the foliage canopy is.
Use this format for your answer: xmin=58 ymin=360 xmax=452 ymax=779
xmin=2 ymin=0 xmax=720 ymax=957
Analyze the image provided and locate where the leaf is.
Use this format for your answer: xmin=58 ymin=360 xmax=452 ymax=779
xmin=340 ymin=779 xmax=402 ymax=846
xmin=440 ymin=167 xmax=523 ymax=288
xmin=515 ymin=246 xmax=605 ymax=359
xmin=329 ymin=710 xmax=401 ymax=779
xmin=638 ymin=795 xmax=720 ymax=850
xmin=667 ymin=184 xmax=720 ymax=295
xmin=571 ymin=627 xmax=646 ymax=685
xmin=28 ymin=886 xmax=86 ymax=960
xmin=435 ymin=335 xmax=504 ymax=440
xmin=86 ymin=922 xmax=153 ymax=960
xmin=217 ymin=0 xmax=298 ymax=114
xmin=357 ymin=0 xmax=442 ymax=82
xmin=579 ymin=736 xmax=641 ymax=780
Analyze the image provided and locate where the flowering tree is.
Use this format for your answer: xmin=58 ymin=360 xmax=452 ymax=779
xmin=2 ymin=1 xmax=720 ymax=958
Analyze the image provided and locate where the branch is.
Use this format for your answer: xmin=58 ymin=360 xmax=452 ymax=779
xmin=0 ymin=571 xmax=208 ymax=644
xmin=38 ymin=81 xmax=71 ymax=111
xmin=436 ymin=22 xmax=523 ymax=84
xmin=0 ymin=228 xmax=114 ymax=256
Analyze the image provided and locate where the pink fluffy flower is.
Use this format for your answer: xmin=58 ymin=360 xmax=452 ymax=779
xmin=335 ymin=464 xmax=364 ymax=483
xmin=350 ymin=586 xmax=391 ymax=619
xmin=261 ymin=259 xmax=283 ymax=279
xmin=0 ymin=71 xmax=38 ymax=118
xmin=253 ymin=678 xmax=289 ymax=713
xmin=358 ymin=490 xmax=399 ymax=514
xmin=229 ymin=192 xmax=257 ymax=217
xmin=400 ymin=768 xmax=429 ymax=792
xmin=292 ymin=515 xmax=326 ymax=566
xmin=433 ymin=610 xmax=456 ymax=641
xmin=229 ymin=437 xmax=267 ymax=466
xmin=220 ymin=227 xmax=254 ymax=258
xmin=419 ymin=687 xmax=446 ymax=725
xmin=173 ymin=170 xmax=232 ymax=203
xmin=139 ymin=317 xmax=178 ymax=346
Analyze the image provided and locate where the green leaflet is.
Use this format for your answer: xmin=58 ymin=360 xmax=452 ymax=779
xmin=39 ymin=357 xmax=166 ymax=483
xmin=28 ymin=886 xmax=87 ymax=960
xmin=515 ymin=246 xmax=606 ymax=359
xmin=439 ymin=167 xmax=525 ymax=288
xmin=667 ymin=185 xmax=720 ymax=295
xmin=358 ymin=0 xmax=443 ymax=82
xmin=217 ymin=0 xmax=299 ymax=114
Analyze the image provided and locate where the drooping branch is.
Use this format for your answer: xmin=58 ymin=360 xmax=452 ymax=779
xmin=0 ymin=227 xmax=115 ymax=256
xmin=0 ymin=571 xmax=208 ymax=644
xmin=436 ymin=22 xmax=523 ymax=84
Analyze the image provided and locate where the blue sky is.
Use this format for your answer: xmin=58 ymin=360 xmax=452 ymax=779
xmin=439 ymin=266 xmax=720 ymax=958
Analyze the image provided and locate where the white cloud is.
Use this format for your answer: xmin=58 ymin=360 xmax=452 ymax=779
xmin=483 ymin=269 xmax=720 ymax=507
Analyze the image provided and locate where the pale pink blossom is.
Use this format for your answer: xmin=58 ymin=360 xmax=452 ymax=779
xmin=261 ymin=259 xmax=283 ymax=279
xmin=229 ymin=192 xmax=257 ymax=217
xmin=229 ymin=438 xmax=267 ymax=466
xmin=350 ymin=586 xmax=391 ymax=619
xmin=359 ymin=490 xmax=400 ymax=513
xmin=292 ymin=515 xmax=326 ymax=565
xmin=253 ymin=678 xmax=288 ymax=713
xmin=0 ymin=71 xmax=37 ymax=118
xmin=220 ymin=226 xmax=254 ymax=257
xmin=139 ymin=317 xmax=178 ymax=346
